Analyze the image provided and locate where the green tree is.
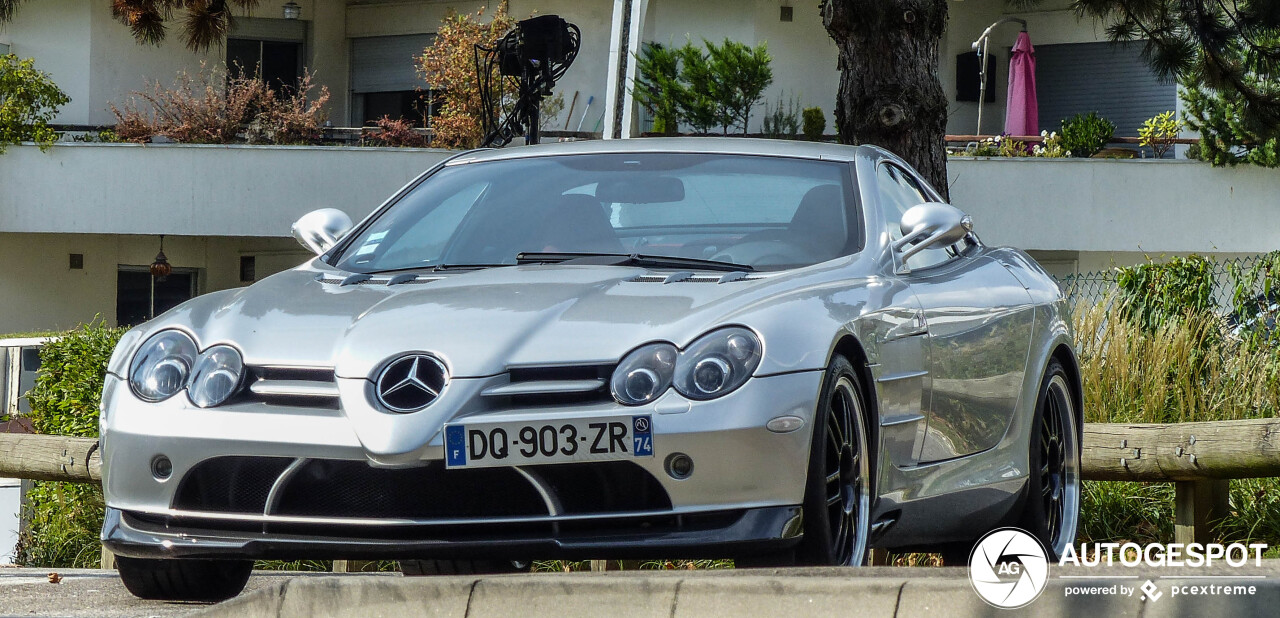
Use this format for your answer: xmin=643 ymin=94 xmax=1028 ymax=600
xmin=675 ymin=42 xmax=723 ymax=134
xmin=704 ymin=39 xmax=773 ymax=135
xmin=633 ymin=42 xmax=682 ymax=135
xmin=0 ymin=54 xmax=69 ymax=153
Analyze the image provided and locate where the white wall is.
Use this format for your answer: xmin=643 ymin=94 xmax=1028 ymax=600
xmin=947 ymin=157 xmax=1280 ymax=254
xmin=0 ymin=0 xmax=93 ymax=124
xmin=0 ymin=232 xmax=308 ymax=333
xmin=0 ymin=143 xmax=452 ymax=237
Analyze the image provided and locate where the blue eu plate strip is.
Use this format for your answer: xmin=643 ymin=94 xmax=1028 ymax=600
xmin=632 ymin=415 xmax=653 ymax=457
xmin=445 ymin=425 xmax=467 ymax=467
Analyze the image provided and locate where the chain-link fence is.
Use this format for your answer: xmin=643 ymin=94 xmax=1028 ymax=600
xmin=1052 ymin=254 xmax=1280 ymax=313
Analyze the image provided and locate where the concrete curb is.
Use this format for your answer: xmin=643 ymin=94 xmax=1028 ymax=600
xmin=190 ymin=567 xmax=1280 ymax=618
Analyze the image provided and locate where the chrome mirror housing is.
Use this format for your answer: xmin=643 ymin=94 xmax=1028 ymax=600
xmin=291 ymin=208 xmax=354 ymax=256
xmin=892 ymin=202 xmax=974 ymax=265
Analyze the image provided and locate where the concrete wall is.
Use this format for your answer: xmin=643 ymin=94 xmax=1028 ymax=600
xmin=947 ymin=157 xmax=1280 ymax=256
xmin=0 ymin=143 xmax=453 ymax=237
xmin=0 ymin=232 xmax=309 ymax=333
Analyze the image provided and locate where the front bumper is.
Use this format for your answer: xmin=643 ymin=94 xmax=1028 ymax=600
xmin=102 ymin=505 xmax=804 ymax=560
xmin=100 ymin=369 xmax=823 ymax=557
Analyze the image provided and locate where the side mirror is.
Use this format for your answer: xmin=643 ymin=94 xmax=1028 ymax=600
xmin=892 ymin=202 xmax=974 ymax=264
xmin=292 ymin=208 xmax=353 ymax=256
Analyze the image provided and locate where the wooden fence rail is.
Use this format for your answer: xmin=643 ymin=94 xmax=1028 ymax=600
xmin=3 ymin=418 xmax=1278 ymax=555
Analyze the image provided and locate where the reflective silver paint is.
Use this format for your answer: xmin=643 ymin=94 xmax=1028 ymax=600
xmin=100 ymin=138 xmax=1080 ymax=555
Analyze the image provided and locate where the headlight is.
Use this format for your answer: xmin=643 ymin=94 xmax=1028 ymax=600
xmin=674 ymin=327 xmax=762 ymax=400
xmin=610 ymin=343 xmax=677 ymax=405
xmin=128 ymin=330 xmax=198 ymax=402
xmin=187 ymin=345 xmax=245 ymax=408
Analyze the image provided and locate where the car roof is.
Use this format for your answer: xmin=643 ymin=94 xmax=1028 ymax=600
xmin=446 ymin=137 xmax=877 ymax=165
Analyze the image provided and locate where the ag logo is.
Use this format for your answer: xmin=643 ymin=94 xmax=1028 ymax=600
xmin=968 ymin=527 xmax=1050 ymax=609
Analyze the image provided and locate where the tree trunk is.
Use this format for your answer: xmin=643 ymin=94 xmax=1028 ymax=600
xmin=822 ymin=0 xmax=950 ymax=200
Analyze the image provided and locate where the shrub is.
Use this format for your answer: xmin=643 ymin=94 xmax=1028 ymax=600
xmin=703 ymin=39 xmax=772 ymax=134
xmin=761 ymin=94 xmax=800 ymax=139
xmin=1139 ymin=111 xmax=1181 ymax=159
xmin=801 ymin=107 xmax=825 ymax=140
xmin=110 ymin=64 xmax=330 ymax=145
xmin=0 ymin=54 xmax=70 ymax=153
xmin=14 ymin=321 xmax=124 ymax=568
xmin=367 ymin=115 xmax=429 ymax=148
xmin=418 ymin=6 xmax=517 ymax=149
xmin=1115 ymin=254 xmax=1216 ymax=333
xmin=1059 ymin=112 xmax=1115 ymax=158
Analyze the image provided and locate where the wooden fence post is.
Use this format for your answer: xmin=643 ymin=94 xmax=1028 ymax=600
xmin=100 ymin=547 xmax=116 ymax=570
xmin=1174 ymin=479 xmax=1230 ymax=545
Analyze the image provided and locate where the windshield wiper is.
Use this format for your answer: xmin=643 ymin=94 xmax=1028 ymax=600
xmin=363 ymin=263 xmax=509 ymax=274
xmin=515 ymin=252 xmax=754 ymax=273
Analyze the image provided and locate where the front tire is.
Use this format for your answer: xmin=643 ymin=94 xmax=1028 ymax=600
xmin=793 ymin=355 xmax=874 ymax=566
xmin=115 ymin=556 xmax=251 ymax=602
xmin=1019 ymin=358 xmax=1081 ymax=560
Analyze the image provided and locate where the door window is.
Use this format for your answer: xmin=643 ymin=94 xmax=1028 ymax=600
xmin=875 ymin=164 xmax=951 ymax=270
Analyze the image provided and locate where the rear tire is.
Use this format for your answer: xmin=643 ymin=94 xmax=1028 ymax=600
xmin=1019 ymin=358 xmax=1081 ymax=560
xmin=400 ymin=559 xmax=530 ymax=576
xmin=115 ymin=556 xmax=251 ymax=602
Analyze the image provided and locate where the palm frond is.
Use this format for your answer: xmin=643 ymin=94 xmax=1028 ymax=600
xmin=0 ymin=0 xmax=23 ymax=23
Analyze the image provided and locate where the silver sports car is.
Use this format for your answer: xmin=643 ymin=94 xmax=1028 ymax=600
xmin=100 ymin=138 xmax=1081 ymax=600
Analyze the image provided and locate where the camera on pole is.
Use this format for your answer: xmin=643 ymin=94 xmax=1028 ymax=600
xmin=476 ymin=15 xmax=580 ymax=147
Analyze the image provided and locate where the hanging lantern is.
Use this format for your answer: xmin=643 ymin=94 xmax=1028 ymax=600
xmin=150 ymin=236 xmax=172 ymax=278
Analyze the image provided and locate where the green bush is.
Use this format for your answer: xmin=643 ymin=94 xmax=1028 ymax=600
xmin=801 ymin=107 xmax=825 ymax=141
xmin=633 ymin=38 xmax=772 ymax=135
xmin=1059 ymin=111 xmax=1115 ymax=158
xmin=14 ymin=320 xmax=124 ymax=568
xmin=1115 ymin=254 xmax=1216 ymax=333
xmin=0 ymin=54 xmax=70 ymax=154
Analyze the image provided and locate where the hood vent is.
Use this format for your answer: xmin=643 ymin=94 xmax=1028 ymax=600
xmin=627 ymin=271 xmax=759 ymax=284
xmin=314 ymin=273 xmax=443 ymax=287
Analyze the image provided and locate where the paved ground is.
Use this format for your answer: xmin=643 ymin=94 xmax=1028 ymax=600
xmin=0 ymin=567 xmax=334 ymax=618
xmin=3 ymin=564 xmax=1279 ymax=617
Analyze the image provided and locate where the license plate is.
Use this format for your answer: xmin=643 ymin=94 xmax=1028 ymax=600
xmin=443 ymin=415 xmax=653 ymax=469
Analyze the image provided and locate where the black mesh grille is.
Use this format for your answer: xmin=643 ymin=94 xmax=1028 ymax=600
xmin=172 ymin=456 xmax=294 ymax=513
xmin=273 ymin=460 xmax=548 ymax=518
xmin=534 ymin=461 xmax=672 ymax=514
xmin=171 ymin=456 xmax=673 ymax=521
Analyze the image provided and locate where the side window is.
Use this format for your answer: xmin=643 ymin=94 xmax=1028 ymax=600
xmin=875 ymin=164 xmax=951 ymax=270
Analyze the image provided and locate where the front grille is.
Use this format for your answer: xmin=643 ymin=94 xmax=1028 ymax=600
xmin=243 ymin=366 xmax=340 ymax=409
xmin=483 ymin=364 xmax=615 ymax=406
xmin=170 ymin=456 xmax=672 ymax=521
xmin=173 ymin=456 xmax=294 ymax=513
xmin=273 ymin=460 xmax=547 ymax=518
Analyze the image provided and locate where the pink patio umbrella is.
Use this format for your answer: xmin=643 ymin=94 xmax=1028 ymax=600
xmin=1003 ymin=31 xmax=1038 ymax=136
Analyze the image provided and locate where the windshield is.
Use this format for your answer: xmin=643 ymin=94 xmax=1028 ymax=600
xmin=334 ymin=153 xmax=861 ymax=273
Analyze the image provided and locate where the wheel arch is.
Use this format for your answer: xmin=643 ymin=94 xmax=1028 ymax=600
xmin=828 ymin=333 xmax=880 ymax=445
xmin=1049 ymin=342 xmax=1084 ymax=435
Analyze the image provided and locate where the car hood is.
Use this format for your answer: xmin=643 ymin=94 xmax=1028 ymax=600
xmin=166 ymin=263 xmax=783 ymax=379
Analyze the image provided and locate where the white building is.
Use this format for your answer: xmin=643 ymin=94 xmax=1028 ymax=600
xmin=0 ymin=0 xmax=1275 ymax=334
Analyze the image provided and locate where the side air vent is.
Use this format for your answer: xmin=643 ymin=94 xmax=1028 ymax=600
xmin=244 ymin=366 xmax=340 ymax=409
xmin=483 ymin=364 xmax=613 ymax=405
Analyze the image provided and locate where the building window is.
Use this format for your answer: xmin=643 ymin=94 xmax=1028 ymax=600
xmin=240 ymin=256 xmax=256 ymax=282
xmin=351 ymin=34 xmax=438 ymax=126
xmin=116 ymin=266 xmax=198 ymax=327
xmin=228 ymin=38 xmax=303 ymax=92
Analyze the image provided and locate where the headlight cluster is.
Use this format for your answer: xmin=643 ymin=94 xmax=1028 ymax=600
xmin=128 ymin=330 xmax=245 ymax=408
xmin=610 ymin=327 xmax=762 ymax=405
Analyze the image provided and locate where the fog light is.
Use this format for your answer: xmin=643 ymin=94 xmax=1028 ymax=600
xmin=665 ymin=452 xmax=694 ymax=480
xmin=151 ymin=455 xmax=172 ymax=480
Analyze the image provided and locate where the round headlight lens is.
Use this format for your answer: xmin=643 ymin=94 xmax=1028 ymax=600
xmin=674 ymin=327 xmax=762 ymax=400
xmin=128 ymin=331 xmax=198 ymax=402
xmin=188 ymin=345 xmax=245 ymax=408
xmin=611 ymin=343 xmax=677 ymax=405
